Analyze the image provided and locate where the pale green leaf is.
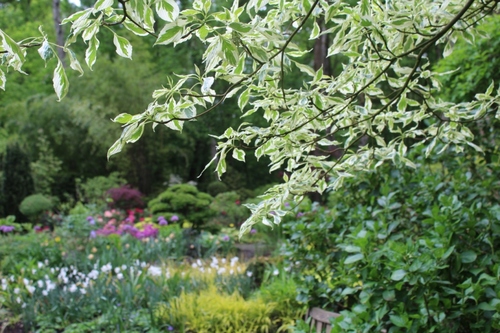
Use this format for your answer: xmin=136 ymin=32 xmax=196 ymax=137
xmin=85 ymin=35 xmax=100 ymax=69
xmin=390 ymin=269 xmax=407 ymax=281
xmin=52 ymin=60 xmax=69 ymax=101
xmin=94 ymin=0 xmax=114 ymax=12
xmin=0 ymin=69 xmax=5 ymax=90
xmin=113 ymin=113 xmax=133 ymax=124
xmin=344 ymin=253 xmax=364 ymax=265
xmin=155 ymin=23 xmax=184 ymax=45
xmin=156 ymin=0 xmax=180 ymax=22
xmin=232 ymin=148 xmax=245 ymax=162
xmin=113 ymin=33 xmax=133 ymax=59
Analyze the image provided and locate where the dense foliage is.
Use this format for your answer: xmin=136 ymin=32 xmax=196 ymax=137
xmin=282 ymin=148 xmax=500 ymax=332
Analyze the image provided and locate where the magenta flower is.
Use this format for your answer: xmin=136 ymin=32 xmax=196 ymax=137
xmin=170 ymin=215 xmax=179 ymax=222
xmin=250 ymin=229 xmax=257 ymax=234
xmin=222 ymin=235 xmax=230 ymax=241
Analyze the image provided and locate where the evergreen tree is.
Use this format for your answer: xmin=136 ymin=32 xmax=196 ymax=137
xmin=1 ymin=143 xmax=35 ymax=219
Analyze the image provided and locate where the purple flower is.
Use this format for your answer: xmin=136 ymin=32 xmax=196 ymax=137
xmin=170 ymin=215 xmax=179 ymax=222
xmin=158 ymin=216 xmax=168 ymax=226
xmin=222 ymin=235 xmax=230 ymax=242
xmin=89 ymin=230 xmax=97 ymax=238
xmin=250 ymin=228 xmax=257 ymax=234
xmin=296 ymin=212 xmax=305 ymax=218
xmin=0 ymin=225 xmax=15 ymax=233
xmin=167 ymin=325 xmax=174 ymax=331
xmin=285 ymin=202 xmax=290 ymax=208
xmin=86 ymin=216 xmax=96 ymax=225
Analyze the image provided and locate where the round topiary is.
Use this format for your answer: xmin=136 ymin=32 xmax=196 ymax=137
xmin=19 ymin=194 xmax=53 ymax=217
xmin=148 ymin=184 xmax=216 ymax=229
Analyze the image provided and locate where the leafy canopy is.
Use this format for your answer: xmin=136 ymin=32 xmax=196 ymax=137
xmin=1 ymin=0 xmax=500 ymax=235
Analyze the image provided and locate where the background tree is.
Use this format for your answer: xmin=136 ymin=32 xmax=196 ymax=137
xmin=1 ymin=0 xmax=500 ymax=233
xmin=1 ymin=143 xmax=35 ymax=219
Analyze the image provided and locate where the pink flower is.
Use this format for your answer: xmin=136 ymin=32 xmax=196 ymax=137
xmin=104 ymin=211 xmax=113 ymax=218
xmin=170 ymin=215 xmax=179 ymax=222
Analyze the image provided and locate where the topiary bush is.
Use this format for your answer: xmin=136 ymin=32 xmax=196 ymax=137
xmin=148 ymin=184 xmax=215 ymax=229
xmin=19 ymin=194 xmax=53 ymax=219
xmin=106 ymin=185 xmax=144 ymax=210
xmin=77 ymin=172 xmax=126 ymax=206
xmin=282 ymin=147 xmax=500 ymax=332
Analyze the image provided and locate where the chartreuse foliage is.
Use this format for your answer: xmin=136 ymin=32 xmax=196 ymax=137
xmin=282 ymin=148 xmax=500 ymax=332
xmin=2 ymin=0 xmax=500 ymax=233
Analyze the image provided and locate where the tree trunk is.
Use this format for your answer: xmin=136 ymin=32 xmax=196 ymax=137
xmin=52 ymin=0 xmax=66 ymax=65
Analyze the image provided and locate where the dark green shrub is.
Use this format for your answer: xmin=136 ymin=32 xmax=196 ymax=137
xmin=206 ymin=181 xmax=229 ymax=196
xmin=282 ymin=148 xmax=500 ymax=332
xmin=148 ymin=184 xmax=216 ymax=229
xmin=1 ymin=143 xmax=35 ymax=219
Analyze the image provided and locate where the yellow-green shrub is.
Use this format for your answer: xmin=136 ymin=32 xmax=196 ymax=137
xmin=156 ymin=286 xmax=274 ymax=333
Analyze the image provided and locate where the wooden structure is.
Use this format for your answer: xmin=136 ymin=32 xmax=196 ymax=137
xmin=306 ymin=307 xmax=340 ymax=333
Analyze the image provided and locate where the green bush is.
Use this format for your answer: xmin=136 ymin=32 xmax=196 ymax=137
xmin=148 ymin=184 xmax=215 ymax=229
xmin=206 ymin=181 xmax=229 ymax=197
xmin=19 ymin=194 xmax=53 ymax=218
xmin=209 ymin=191 xmax=250 ymax=228
xmin=282 ymin=148 xmax=500 ymax=332
xmin=77 ymin=172 xmax=126 ymax=207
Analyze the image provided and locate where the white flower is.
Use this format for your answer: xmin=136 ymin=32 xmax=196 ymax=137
xmin=88 ymin=270 xmax=99 ymax=280
xmin=26 ymin=285 xmax=35 ymax=294
xmin=217 ymin=267 xmax=226 ymax=275
xmin=114 ymin=267 xmax=121 ymax=274
xmin=117 ymin=273 xmax=123 ymax=280
xmin=191 ymin=263 xmax=198 ymax=268
xmin=196 ymin=259 xmax=202 ymax=267
xmin=273 ymin=269 xmax=279 ymax=276
xmin=42 ymin=290 xmax=48 ymax=296
xmin=37 ymin=261 xmax=43 ymax=269
xmin=221 ymin=258 xmax=227 ymax=264
xmin=230 ymin=269 xmax=234 ymax=275
xmin=246 ymin=271 xmax=253 ymax=277
xmin=44 ymin=260 xmax=49 ymax=266
xmin=32 ymin=269 xmax=37 ymax=275
xmin=80 ymin=288 xmax=87 ymax=295
xmin=141 ymin=262 xmax=147 ymax=268
xmin=45 ymin=280 xmax=56 ymax=291
xmin=121 ymin=265 xmax=127 ymax=271
xmin=16 ymin=297 xmax=21 ymax=304
xmin=69 ymin=284 xmax=78 ymax=293
xmin=148 ymin=266 xmax=162 ymax=277
xmin=1 ymin=284 xmax=6 ymax=291
xmin=37 ymin=280 xmax=44 ymax=288
xmin=10 ymin=276 xmax=14 ymax=282
xmin=101 ymin=263 xmax=112 ymax=273
xmin=23 ymin=278 xmax=29 ymax=286
xmin=14 ymin=288 xmax=20 ymax=294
